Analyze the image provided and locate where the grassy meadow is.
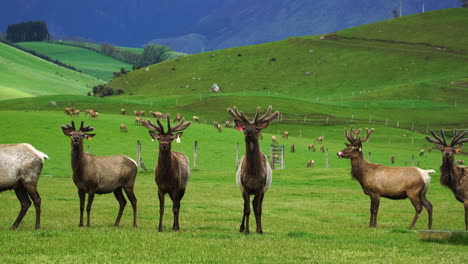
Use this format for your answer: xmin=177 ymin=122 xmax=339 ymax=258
xmin=0 ymin=43 xmax=102 ymax=100
xmin=18 ymin=42 xmax=133 ymax=81
xmin=0 ymin=110 xmax=467 ymax=263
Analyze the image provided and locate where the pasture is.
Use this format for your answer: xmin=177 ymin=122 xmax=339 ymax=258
xmin=0 ymin=110 xmax=467 ymax=263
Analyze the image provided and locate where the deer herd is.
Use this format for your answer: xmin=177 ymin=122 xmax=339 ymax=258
xmin=0 ymin=106 xmax=467 ymax=235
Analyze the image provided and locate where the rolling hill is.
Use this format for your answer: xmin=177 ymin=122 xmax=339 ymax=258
xmin=0 ymin=42 xmax=103 ymax=100
xmin=17 ymin=41 xmax=133 ymax=81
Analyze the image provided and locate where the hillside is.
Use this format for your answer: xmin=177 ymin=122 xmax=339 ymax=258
xmin=108 ymin=9 xmax=468 ymax=104
xmin=18 ymin=42 xmax=133 ymax=81
xmin=0 ymin=42 xmax=102 ymax=100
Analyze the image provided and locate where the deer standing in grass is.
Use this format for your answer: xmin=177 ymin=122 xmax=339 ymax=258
xmin=0 ymin=143 xmax=48 ymax=229
xmin=228 ymin=105 xmax=279 ymax=234
xmin=61 ymin=121 xmax=138 ymax=227
xmin=337 ymin=127 xmax=434 ymax=229
xmin=141 ymin=115 xmax=191 ymax=232
xmin=425 ymin=129 xmax=468 ymax=230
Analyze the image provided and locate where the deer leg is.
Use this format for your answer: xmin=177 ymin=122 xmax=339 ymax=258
xmin=420 ymin=194 xmax=433 ymax=230
xmin=113 ymin=188 xmax=127 ymax=227
xmin=172 ymin=190 xmax=185 ymax=232
xmin=86 ymin=192 xmax=95 ymax=227
xmin=24 ymin=183 xmax=41 ymax=229
xmin=123 ymin=186 xmax=138 ymax=227
xmin=12 ymin=184 xmax=31 ymax=230
xmin=253 ymin=192 xmax=265 ymax=234
xmin=158 ymin=190 xmax=165 ymax=232
xmin=78 ymin=189 xmax=85 ymax=227
xmin=240 ymin=192 xmax=250 ymax=234
xmin=369 ymin=195 xmax=380 ymax=228
xmin=408 ymin=195 xmax=423 ymax=230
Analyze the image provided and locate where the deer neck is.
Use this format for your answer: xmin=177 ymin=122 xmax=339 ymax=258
xmin=244 ymin=136 xmax=263 ymax=173
xmin=440 ymin=155 xmax=458 ymax=188
xmin=157 ymin=148 xmax=173 ymax=178
xmin=350 ymin=152 xmax=368 ymax=181
xmin=71 ymin=143 xmax=87 ymax=177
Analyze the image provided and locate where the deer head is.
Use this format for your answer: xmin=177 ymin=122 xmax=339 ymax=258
xmin=227 ymin=106 xmax=279 ymax=140
xmin=61 ymin=121 xmax=96 ymax=145
xmin=337 ymin=127 xmax=375 ymax=159
xmin=425 ymin=129 xmax=468 ymax=161
xmin=141 ymin=114 xmax=191 ymax=152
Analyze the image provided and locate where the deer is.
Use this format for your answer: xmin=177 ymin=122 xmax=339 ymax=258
xmin=228 ymin=105 xmax=279 ymax=234
xmin=216 ymin=124 xmax=223 ymax=133
xmin=140 ymin=115 xmax=191 ymax=232
xmin=282 ymin=131 xmax=289 ymax=139
xmin=308 ymin=144 xmax=316 ymax=152
xmin=135 ymin=117 xmax=142 ymax=126
xmin=425 ymin=129 xmax=468 ymax=230
xmin=121 ymin=108 xmax=126 ymax=115
xmin=307 ymin=160 xmax=315 ymax=168
xmin=61 ymin=121 xmax=138 ymax=228
xmin=0 ymin=143 xmax=48 ymax=229
xmin=290 ymin=143 xmax=295 ymax=153
xmin=225 ymin=121 xmax=231 ymax=128
xmin=89 ymin=111 xmax=99 ymax=120
xmin=320 ymin=144 xmax=325 ymax=153
xmin=120 ymin=124 xmax=128 ymax=133
xmin=337 ymin=127 xmax=434 ymax=229
xmin=193 ymin=116 xmax=200 ymax=124
xmin=391 ymin=155 xmax=395 ymax=164
xmin=419 ymin=149 xmax=425 ymax=157
xmin=315 ymin=136 xmax=324 ymax=142
xmin=173 ymin=113 xmax=183 ymax=123
xmin=271 ymin=136 xmax=278 ymax=144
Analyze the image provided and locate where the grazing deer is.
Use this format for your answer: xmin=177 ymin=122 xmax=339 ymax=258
xmin=120 ymin=124 xmax=128 ymax=133
xmin=307 ymin=160 xmax=315 ymax=168
xmin=193 ymin=116 xmax=200 ymax=124
xmin=65 ymin=107 xmax=74 ymax=115
xmin=419 ymin=149 xmax=425 ymax=157
xmin=89 ymin=111 xmax=99 ymax=120
xmin=213 ymin=121 xmax=218 ymax=128
xmin=140 ymin=115 xmax=191 ymax=232
xmin=290 ymin=143 xmax=295 ymax=153
xmin=282 ymin=131 xmax=289 ymax=139
xmin=216 ymin=124 xmax=223 ymax=133
xmin=457 ymin=160 xmax=465 ymax=166
xmin=225 ymin=121 xmax=231 ymax=128
xmin=121 ymin=108 xmax=126 ymax=115
xmin=228 ymin=105 xmax=279 ymax=234
xmin=71 ymin=109 xmax=80 ymax=116
xmin=308 ymin=144 xmax=316 ymax=152
xmin=320 ymin=144 xmax=325 ymax=153
xmin=0 ymin=143 xmax=48 ymax=229
xmin=173 ymin=113 xmax=183 ymax=123
xmin=391 ymin=155 xmax=395 ymax=164
xmin=337 ymin=127 xmax=434 ymax=229
xmin=315 ymin=136 xmax=324 ymax=142
xmin=271 ymin=136 xmax=278 ymax=144
xmin=427 ymin=147 xmax=432 ymax=153
xmin=61 ymin=121 xmax=138 ymax=227
xmin=426 ymin=129 xmax=468 ymax=230
xmin=135 ymin=117 xmax=142 ymax=126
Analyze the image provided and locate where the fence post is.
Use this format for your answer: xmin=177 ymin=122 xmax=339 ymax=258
xmin=194 ymin=141 xmax=198 ymax=169
xmin=325 ymin=148 xmax=330 ymax=168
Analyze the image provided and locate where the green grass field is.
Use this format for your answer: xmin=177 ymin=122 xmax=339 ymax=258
xmin=0 ymin=43 xmax=102 ymax=100
xmin=0 ymin=111 xmax=467 ymax=263
xmin=18 ymin=42 xmax=133 ymax=81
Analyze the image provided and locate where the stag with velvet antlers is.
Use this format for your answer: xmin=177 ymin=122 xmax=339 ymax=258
xmin=140 ymin=115 xmax=191 ymax=232
xmin=228 ymin=105 xmax=279 ymax=234
xmin=425 ymin=129 xmax=468 ymax=230
xmin=61 ymin=121 xmax=138 ymax=227
xmin=338 ymin=127 xmax=434 ymax=229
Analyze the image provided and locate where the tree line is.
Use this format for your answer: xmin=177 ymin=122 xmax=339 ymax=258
xmin=6 ymin=21 xmax=49 ymax=42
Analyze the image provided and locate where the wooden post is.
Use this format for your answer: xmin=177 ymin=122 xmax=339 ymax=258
xmin=193 ymin=141 xmax=198 ymax=169
xmin=325 ymin=148 xmax=330 ymax=168
xmin=397 ymin=120 xmax=400 ymax=128
xmin=368 ymin=152 xmax=372 ymax=162
xmin=351 ymin=114 xmax=354 ymax=123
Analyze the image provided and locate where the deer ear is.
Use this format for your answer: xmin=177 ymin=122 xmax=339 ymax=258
xmin=148 ymin=131 xmax=158 ymax=141
xmin=259 ymin=122 xmax=269 ymax=129
xmin=234 ymin=120 xmax=244 ymax=129
xmin=84 ymin=134 xmax=96 ymax=140
xmin=173 ymin=132 xmax=183 ymax=139
xmin=61 ymin=126 xmax=71 ymax=136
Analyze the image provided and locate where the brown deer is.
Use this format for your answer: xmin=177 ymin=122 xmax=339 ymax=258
xmin=121 ymin=108 xmax=126 ymax=115
xmin=61 ymin=121 xmax=138 ymax=227
xmin=308 ymin=144 xmax=316 ymax=152
xmin=216 ymin=124 xmax=222 ymax=133
xmin=135 ymin=117 xmax=142 ymax=126
xmin=120 ymin=124 xmax=128 ymax=133
xmin=306 ymin=160 xmax=315 ymax=168
xmin=225 ymin=120 xmax=231 ymax=128
xmin=173 ymin=113 xmax=183 ymax=123
xmin=320 ymin=144 xmax=325 ymax=153
xmin=290 ymin=143 xmax=295 ymax=153
xmin=391 ymin=155 xmax=395 ymax=164
xmin=271 ymin=136 xmax=278 ymax=144
xmin=425 ymin=129 xmax=468 ymax=230
xmin=337 ymin=127 xmax=434 ymax=229
xmin=228 ymin=105 xmax=279 ymax=234
xmin=419 ymin=149 xmax=425 ymax=157
xmin=282 ymin=131 xmax=289 ymax=139
xmin=0 ymin=143 xmax=48 ymax=229
xmin=315 ymin=136 xmax=324 ymax=142
xmin=140 ymin=115 xmax=191 ymax=232
xmin=193 ymin=116 xmax=200 ymax=124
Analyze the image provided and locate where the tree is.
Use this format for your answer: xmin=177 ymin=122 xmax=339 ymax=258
xmin=462 ymin=0 xmax=468 ymax=8
xmin=6 ymin=21 xmax=49 ymax=42
xmin=139 ymin=44 xmax=172 ymax=67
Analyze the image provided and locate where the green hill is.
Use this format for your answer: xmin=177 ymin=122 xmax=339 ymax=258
xmin=106 ymin=9 xmax=468 ymax=107
xmin=18 ymin=42 xmax=133 ymax=81
xmin=0 ymin=42 xmax=103 ymax=100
